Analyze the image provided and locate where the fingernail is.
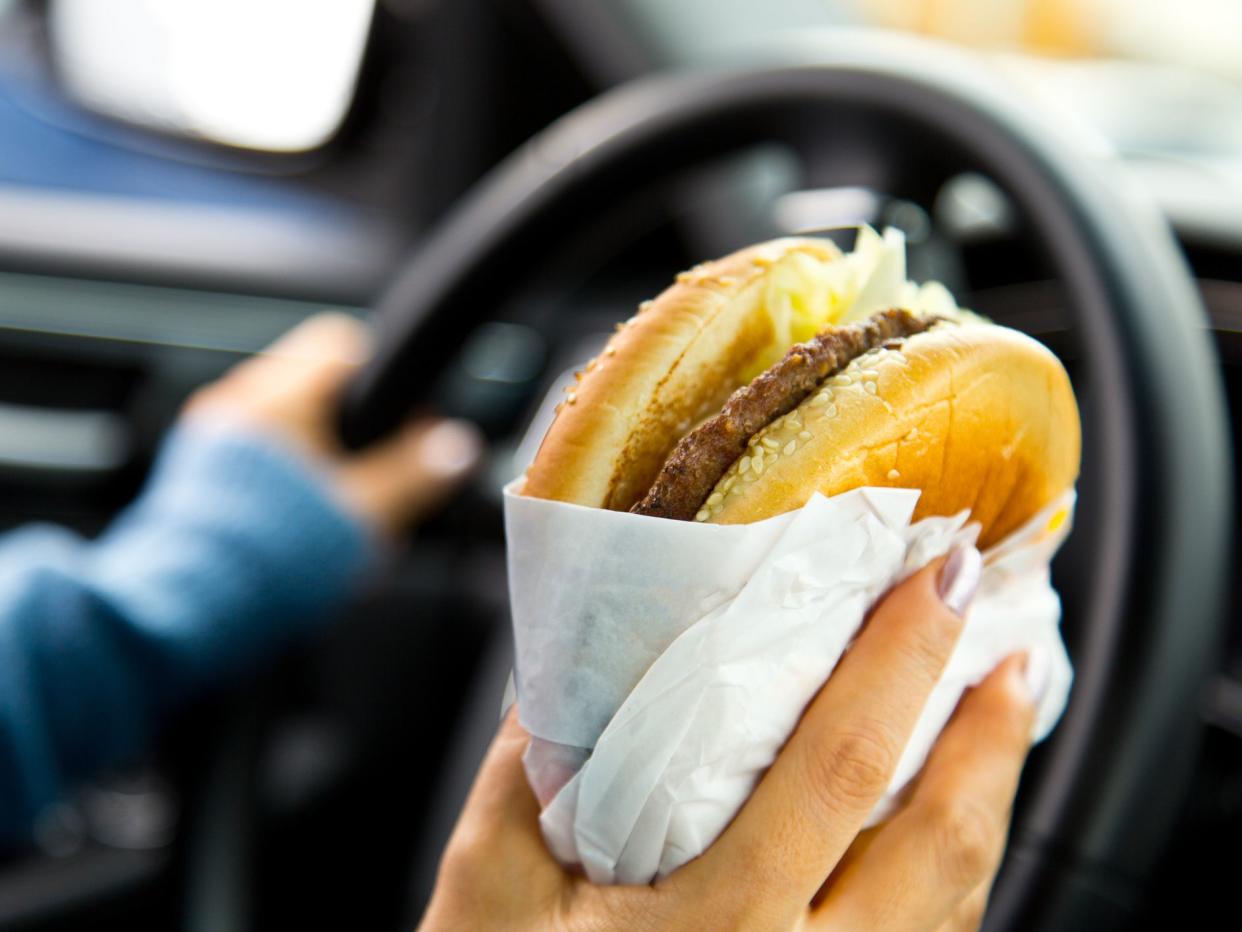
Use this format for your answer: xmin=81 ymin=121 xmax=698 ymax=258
xmin=937 ymin=545 xmax=982 ymax=618
xmin=414 ymin=419 xmax=483 ymax=479
xmin=1023 ymin=647 xmax=1053 ymax=704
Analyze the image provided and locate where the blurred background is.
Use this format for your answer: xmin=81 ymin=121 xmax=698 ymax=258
xmin=0 ymin=0 xmax=1239 ymax=929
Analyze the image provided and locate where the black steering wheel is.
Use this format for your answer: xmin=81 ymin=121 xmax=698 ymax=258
xmin=337 ymin=35 xmax=1231 ymax=930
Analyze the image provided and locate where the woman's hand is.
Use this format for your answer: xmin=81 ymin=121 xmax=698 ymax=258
xmin=184 ymin=313 xmax=482 ymax=536
xmin=420 ymin=547 xmax=1043 ymax=931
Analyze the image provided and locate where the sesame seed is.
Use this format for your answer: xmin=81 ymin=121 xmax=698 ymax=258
xmin=799 ymin=430 xmax=812 ymax=440
xmin=824 ymin=404 xmax=838 ymax=418
xmin=739 ymin=456 xmax=751 ymax=473
xmin=566 ymin=391 xmax=577 ymax=404
xmin=695 ymin=509 xmax=710 ymax=522
xmin=605 ymin=346 xmax=617 ymax=357
xmin=762 ymin=437 xmax=780 ymax=450
xmin=639 ymin=299 xmax=653 ymax=311
xmin=752 ymin=457 xmax=765 ymax=475
xmin=783 ymin=441 xmax=797 ymax=455
xmin=864 ymin=382 xmax=877 ymax=395
xmin=861 ymin=369 xmax=880 ymax=379
xmin=810 ymin=392 xmax=830 ymax=407
xmin=722 ymin=477 xmax=735 ymax=492
xmin=748 ymin=435 xmax=760 ymax=447
xmin=887 ymin=469 xmax=900 ymax=480
xmin=707 ymin=492 xmax=723 ymax=506
xmin=831 ymin=375 xmax=852 ymax=387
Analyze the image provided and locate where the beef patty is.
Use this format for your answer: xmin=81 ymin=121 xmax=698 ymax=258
xmin=630 ymin=308 xmax=935 ymax=521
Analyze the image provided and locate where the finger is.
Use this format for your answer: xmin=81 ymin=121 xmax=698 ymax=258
xmin=808 ymin=879 xmax=991 ymax=932
xmin=442 ymin=707 xmax=552 ymax=863
xmin=230 ymin=313 xmax=370 ymax=393
xmin=338 ymin=417 xmax=483 ymax=535
xmin=812 ymin=655 xmax=1036 ymax=932
xmin=460 ymin=707 xmax=543 ymax=834
xmin=259 ymin=312 xmax=371 ymax=367
xmin=185 ymin=314 xmax=370 ymax=431
xmin=935 ymin=881 xmax=991 ymax=932
xmin=682 ymin=546 xmax=981 ymax=919
xmin=809 ymin=826 xmax=882 ymax=910
xmin=248 ymin=313 xmax=371 ymax=402
xmin=424 ymin=707 xmax=577 ymax=930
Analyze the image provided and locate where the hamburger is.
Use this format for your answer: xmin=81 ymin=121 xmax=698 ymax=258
xmin=523 ymin=228 xmax=1080 ymax=548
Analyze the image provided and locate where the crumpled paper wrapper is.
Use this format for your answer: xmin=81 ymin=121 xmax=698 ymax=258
xmin=505 ymin=481 xmax=1074 ymax=885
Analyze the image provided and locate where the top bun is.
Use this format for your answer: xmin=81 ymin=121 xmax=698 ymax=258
xmin=523 ymin=237 xmax=841 ymax=510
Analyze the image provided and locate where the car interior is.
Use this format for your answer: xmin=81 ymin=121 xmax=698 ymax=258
xmin=0 ymin=1 xmax=1238 ymax=929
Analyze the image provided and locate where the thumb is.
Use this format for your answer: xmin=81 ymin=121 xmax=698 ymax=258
xmin=338 ymin=418 xmax=483 ymax=535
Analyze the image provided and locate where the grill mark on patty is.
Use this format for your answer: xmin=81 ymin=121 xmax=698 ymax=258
xmin=630 ymin=309 xmax=935 ymax=520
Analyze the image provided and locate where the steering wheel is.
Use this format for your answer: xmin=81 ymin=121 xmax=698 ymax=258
xmin=336 ymin=34 xmax=1231 ymax=929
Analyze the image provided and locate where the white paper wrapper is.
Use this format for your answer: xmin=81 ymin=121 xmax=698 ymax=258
xmin=505 ymin=481 xmax=1074 ymax=886
xmin=506 ymin=482 xmax=1074 ymax=884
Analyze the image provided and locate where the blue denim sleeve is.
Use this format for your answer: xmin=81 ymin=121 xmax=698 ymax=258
xmin=0 ymin=421 xmax=373 ymax=843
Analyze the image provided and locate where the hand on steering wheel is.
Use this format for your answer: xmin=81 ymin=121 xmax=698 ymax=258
xmin=185 ymin=313 xmax=483 ymax=538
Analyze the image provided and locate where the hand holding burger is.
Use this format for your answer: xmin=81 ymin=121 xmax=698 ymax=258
xmin=420 ymin=229 xmax=1078 ymax=929
xmin=421 ymin=556 xmax=1041 ymax=931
